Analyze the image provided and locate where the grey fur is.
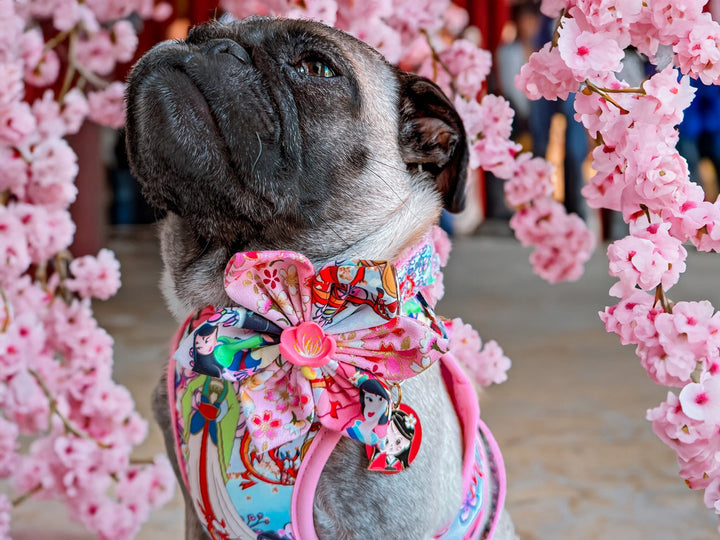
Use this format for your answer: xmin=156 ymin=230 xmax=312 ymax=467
xmin=125 ymin=16 xmax=514 ymax=539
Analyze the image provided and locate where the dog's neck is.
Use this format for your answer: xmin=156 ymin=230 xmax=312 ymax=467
xmin=158 ymin=174 xmax=443 ymax=322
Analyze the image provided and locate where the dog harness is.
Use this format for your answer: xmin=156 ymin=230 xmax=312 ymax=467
xmin=167 ymin=230 xmax=507 ymax=539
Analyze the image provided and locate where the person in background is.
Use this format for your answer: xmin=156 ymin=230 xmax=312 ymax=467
xmin=529 ymin=12 xmax=588 ymax=221
xmin=484 ymin=0 xmax=541 ymax=222
xmin=496 ymin=0 xmax=540 ymax=144
xmin=677 ymin=79 xmax=720 ymax=195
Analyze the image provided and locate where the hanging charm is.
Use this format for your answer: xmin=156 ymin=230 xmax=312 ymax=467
xmin=366 ymin=383 xmax=423 ymax=474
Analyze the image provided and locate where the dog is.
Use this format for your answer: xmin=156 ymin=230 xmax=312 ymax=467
xmin=125 ymin=16 xmax=515 ymax=539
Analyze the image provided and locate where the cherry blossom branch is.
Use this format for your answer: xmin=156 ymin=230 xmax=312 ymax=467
xmin=549 ymin=9 xmax=566 ymax=51
xmin=43 ymin=29 xmax=72 ymax=53
xmin=27 ymin=368 xmax=111 ymax=449
xmin=129 ymin=457 xmax=157 ymax=465
xmin=11 ymin=485 xmax=43 ymax=508
xmin=655 ymin=285 xmax=673 ymax=313
xmin=583 ymin=80 xmax=630 ymax=114
xmin=0 ymin=287 xmax=10 ymax=333
xmin=420 ymin=29 xmax=463 ymax=99
xmin=599 ymin=86 xmax=646 ymax=95
xmin=58 ymin=31 xmax=78 ymax=102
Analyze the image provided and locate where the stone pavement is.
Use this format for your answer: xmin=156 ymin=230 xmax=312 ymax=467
xmin=7 ymin=224 xmax=720 ymax=539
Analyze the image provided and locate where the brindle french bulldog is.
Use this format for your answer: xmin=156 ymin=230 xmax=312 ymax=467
xmin=125 ymin=15 xmax=515 ymax=540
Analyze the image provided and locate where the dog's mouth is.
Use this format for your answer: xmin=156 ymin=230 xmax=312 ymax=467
xmin=172 ymin=69 xmax=221 ymax=134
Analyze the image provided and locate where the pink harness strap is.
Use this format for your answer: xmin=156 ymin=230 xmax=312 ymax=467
xmin=289 ymin=352 xmax=507 ymax=540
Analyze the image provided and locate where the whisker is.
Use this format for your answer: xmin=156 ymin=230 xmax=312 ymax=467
xmin=251 ymin=132 xmax=263 ymax=172
xmin=365 ymin=155 xmax=409 ymax=174
xmin=364 ymin=165 xmax=425 ymax=225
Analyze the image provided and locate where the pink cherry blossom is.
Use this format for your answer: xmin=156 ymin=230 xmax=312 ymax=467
xmin=153 ymin=2 xmax=173 ymax=21
xmin=516 ymin=43 xmax=580 ymax=101
xmin=65 ymin=248 xmax=122 ymax=300
xmin=649 ymin=0 xmax=704 ymax=44
xmin=0 ymin=144 xmax=29 ymax=199
xmin=19 ymin=28 xmax=45 ymax=77
xmin=472 ymin=340 xmax=512 ymax=386
xmin=0 ymin=415 xmax=19 ymax=478
xmin=0 ymin=100 xmax=37 ymax=147
xmin=33 ymin=90 xmax=66 ymax=140
xmin=674 ymin=13 xmax=720 ymax=84
xmin=541 ymin=0 xmax=574 ymax=18
xmin=75 ymin=31 xmax=116 ymax=76
xmin=220 ymin=0 xmax=289 ymax=18
xmin=0 ymin=62 xmax=23 ymax=107
xmin=287 ymin=0 xmax=338 ymax=26
xmin=61 ymin=88 xmax=89 ymax=135
xmin=0 ymin=205 xmax=31 ymax=285
xmin=574 ymin=0 xmax=643 ymax=35
xmin=447 ymin=317 xmax=481 ymax=352
xmin=703 ymin=477 xmax=720 ymax=515
xmin=12 ymin=204 xmax=75 ymax=264
xmin=504 ymin=152 xmax=555 ymax=208
xmin=600 ymin=289 xmax=661 ymax=345
xmin=641 ymin=66 xmax=695 ymax=126
xmin=87 ymin=82 xmax=127 ymax=129
xmin=0 ymin=494 xmax=10 ymax=540
xmin=443 ymin=3 xmax=469 ymax=37
xmin=680 ymin=373 xmax=720 ymax=425
xmin=349 ymin=17 xmax=403 ymax=65
xmin=386 ymin=0 xmax=449 ymax=36
xmin=111 ymin=20 xmax=140 ymax=63
xmin=51 ymin=0 xmax=82 ymax=32
xmin=557 ymin=17 xmax=624 ymax=80
xmin=0 ymin=2 xmax=177 ymax=535
xmin=27 ymin=138 xmax=79 ymax=209
xmin=647 ymin=391 xmax=714 ymax=450
xmin=25 ymin=47 xmax=61 ymax=88
xmin=607 ymin=222 xmax=686 ymax=292
xmin=447 ymin=318 xmax=511 ymax=387
xmin=581 ymin=145 xmax=625 ymax=211
xmin=3 ymin=370 xmax=50 ymax=435
xmin=438 ymin=39 xmax=492 ymax=99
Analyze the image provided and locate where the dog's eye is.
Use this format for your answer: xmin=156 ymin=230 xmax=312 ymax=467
xmin=295 ymin=59 xmax=336 ymax=78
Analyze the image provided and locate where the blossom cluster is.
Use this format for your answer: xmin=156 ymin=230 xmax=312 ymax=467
xmin=0 ymin=0 xmax=174 ymax=538
xmin=446 ymin=317 xmax=512 ymax=388
xmin=517 ymin=0 xmax=720 ymax=529
xmin=424 ymin=226 xmax=512 ymax=386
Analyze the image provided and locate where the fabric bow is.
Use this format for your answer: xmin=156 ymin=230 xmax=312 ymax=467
xmin=174 ymin=251 xmax=447 ymax=453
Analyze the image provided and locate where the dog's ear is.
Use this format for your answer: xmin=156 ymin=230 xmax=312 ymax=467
xmin=397 ymin=71 xmax=469 ymax=213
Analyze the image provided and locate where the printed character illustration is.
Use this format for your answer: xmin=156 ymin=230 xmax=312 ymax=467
xmin=312 ymin=262 xmax=398 ymax=325
xmin=345 ymin=377 xmax=391 ymax=449
xmin=181 ymin=375 xmax=255 ymax=539
xmin=367 ymin=405 xmax=422 ymax=473
xmin=239 ymin=427 xmax=317 ymax=488
xmin=192 ymin=322 xmax=268 ymax=378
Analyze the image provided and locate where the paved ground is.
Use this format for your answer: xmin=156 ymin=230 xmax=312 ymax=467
xmin=7 ymin=224 xmax=720 ymax=539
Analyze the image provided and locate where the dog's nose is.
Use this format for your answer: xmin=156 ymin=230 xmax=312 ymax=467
xmin=201 ymin=39 xmax=251 ymax=64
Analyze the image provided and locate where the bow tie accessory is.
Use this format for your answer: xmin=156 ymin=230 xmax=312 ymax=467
xmin=174 ymin=250 xmax=447 ymax=453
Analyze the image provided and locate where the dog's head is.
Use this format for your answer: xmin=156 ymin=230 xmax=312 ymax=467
xmin=125 ymin=16 xmax=468 ymax=318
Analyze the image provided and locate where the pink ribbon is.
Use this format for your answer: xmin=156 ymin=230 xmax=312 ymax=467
xmin=174 ymin=251 xmax=447 ymax=454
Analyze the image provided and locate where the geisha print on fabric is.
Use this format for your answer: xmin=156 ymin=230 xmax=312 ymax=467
xmin=168 ymin=233 xmax=507 ymax=539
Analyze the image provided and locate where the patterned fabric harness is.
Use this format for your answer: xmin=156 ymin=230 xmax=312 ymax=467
xmin=167 ymin=231 xmax=506 ymax=539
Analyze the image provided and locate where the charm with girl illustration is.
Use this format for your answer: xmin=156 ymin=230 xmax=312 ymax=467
xmin=366 ymin=401 xmax=423 ymax=473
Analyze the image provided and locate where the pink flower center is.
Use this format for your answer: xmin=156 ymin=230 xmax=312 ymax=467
xmin=696 ymin=392 xmax=709 ymax=405
xmin=279 ymin=321 xmax=337 ymax=368
xmin=577 ymin=45 xmax=590 ymax=57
